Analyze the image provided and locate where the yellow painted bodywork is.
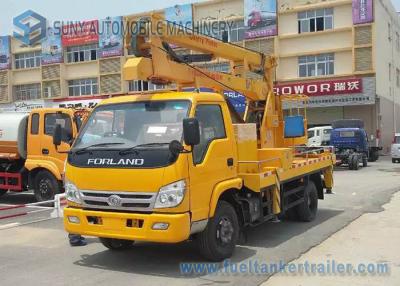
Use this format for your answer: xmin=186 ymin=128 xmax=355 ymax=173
xmin=24 ymin=108 xmax=79 ymax=180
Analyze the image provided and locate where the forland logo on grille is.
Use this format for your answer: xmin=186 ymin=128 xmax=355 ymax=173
xmin=107 ymin=195 xmax=122 ymax=207
xmin=13 ymin=10 xmax=47 ymax=46
xmin=87 ymin=158 xmax=145 ymax=166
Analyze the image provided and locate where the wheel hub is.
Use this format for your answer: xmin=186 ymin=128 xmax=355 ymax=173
xmin=39 ymin=179 xmax=51 ymax=197
xmin=217 ymin=217 xmax=234 ymax=244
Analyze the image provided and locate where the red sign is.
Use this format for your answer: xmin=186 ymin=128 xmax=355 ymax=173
xmin=62 ymin=20 xmax=99 ymax=47
xmin=274 ymin=78 xmax=363 ymax=96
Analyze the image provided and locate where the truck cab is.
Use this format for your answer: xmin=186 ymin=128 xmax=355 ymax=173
xmin=307 ymin=126 xmax=332 ymax=146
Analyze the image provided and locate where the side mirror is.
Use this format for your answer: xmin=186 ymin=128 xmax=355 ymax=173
xmin=53 ymin=124 xmax=62 ymax=147
xmin=183 ymin=118 xmax=200 ymax=146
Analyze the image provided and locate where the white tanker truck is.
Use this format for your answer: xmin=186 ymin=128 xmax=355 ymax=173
xmin=0 ymin=108 xmax=88 ymax=201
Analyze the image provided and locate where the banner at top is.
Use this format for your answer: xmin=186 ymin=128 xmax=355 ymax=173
xmin=0 ymin=36 xmax=11 ymax=70
xmin=62 ymin=20 xmax=99 ymax=47
xmin=165 ymin=4 xmax=193 ymax=29
xmin=99 ymin=16 xmax=123 ymax=58
xmin=244 ymin=0 xmax=277 ymax=39
xmin=352 ymin=0 xmax=374 ymax=25
xmin=42 ymin=27 xmax=63 ymax=65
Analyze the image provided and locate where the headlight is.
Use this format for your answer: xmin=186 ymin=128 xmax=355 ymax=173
xmin=65 ymin=179 xmax=83 ymax=204
xmin=154 ymin=180 xmax=186 ymax=209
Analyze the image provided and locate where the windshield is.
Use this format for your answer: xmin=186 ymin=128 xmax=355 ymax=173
xmin=395 ymin=136 xmax=400 ymax=144
xmin=308 ymin=130 xmax=314 ymax=138
xmin=73 ymin=100 xmax=190 ymax=150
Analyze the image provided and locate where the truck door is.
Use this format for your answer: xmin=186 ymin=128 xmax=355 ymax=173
xmin=188 ymin=104 xmax=236 ymax=221
xmin=40 ymin=112 xmax=74 ymax=174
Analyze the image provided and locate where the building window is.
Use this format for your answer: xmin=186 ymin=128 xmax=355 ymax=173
xmin=68 ymin=78 xmax=98 ymax=96
xmin=396 ymin=32 xmax=400 ymax=51
xmin=396 ymin=68 xmax=400 ymax=87
xmin=298 ymin=8 xmax=333 ymax=33
xmin=128 ymin=80 xmax=166 ymax=92
xmin=298 ymin=53 xmax=334 ymax=77
xmin=15 ymin=51 xmax=41 ymax=69
xmin=66 ymin=44 xmax=98 ymax=63
xmin=228 ymin=20 xmax=245 ymax=42
xmin=389 ymin=63 xmax=392 ymax=81
xmin=200 ymin=20 xmax=245 ymax=42
xmin=14 ymin=83 xmax=41 ymax=101
xmin=388 ymin=23 xmax=392 ymax=41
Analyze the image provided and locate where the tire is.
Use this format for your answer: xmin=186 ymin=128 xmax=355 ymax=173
xmin=34 ymin=170 xmax=60 ymax=202
xmin=295 ymin=181 xmax=318 ymax=222
xmin=0 ymin=189 xmax=8 ymax=197
xmin=99 ymin=238 xmax=134 ymax=250
xmin=362 ymin=157 xmax=368 ymax=167
xmin=197 ymin=201 xmax=239 ymax=261
xmin=352 ymin=155 xmax=360 ymax=170
xmin=393 ymin=159 xmax=396 ymax=164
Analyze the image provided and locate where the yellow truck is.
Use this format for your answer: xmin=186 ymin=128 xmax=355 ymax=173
xmin=0 ymin=108 xmax=87 ymax=201
xmin=59 ymin=15 xmax=334 ymax=261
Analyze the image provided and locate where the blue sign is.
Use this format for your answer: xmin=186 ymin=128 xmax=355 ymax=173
xmin=225 ymin=91 xmax=246 ymax=113
xmin=13 ymin=10 xmax=47 ymax=46
xmin=42 ymin=27 xmax=63 ymax=65
xmin=0 ymin=36 xmax=11 ymax=70
xmin=165 ymin=4 xmax=193 ymax=29
xmin=99 ymin=16 xmax=123 ymax=58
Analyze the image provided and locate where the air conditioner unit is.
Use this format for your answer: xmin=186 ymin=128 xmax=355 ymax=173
xmin=44 ymin=87 xmax=52 ymax=98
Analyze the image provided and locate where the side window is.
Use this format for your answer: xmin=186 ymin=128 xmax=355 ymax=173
xmin=31 ymin=113 xmax=39 ymax=134
xmin=45 ymin=113 xmax=73 ymax=142
xmin=193 ymin=105 xmax=226 ymax=164
xmin=316 ymin=130 xmax=320 ymax=136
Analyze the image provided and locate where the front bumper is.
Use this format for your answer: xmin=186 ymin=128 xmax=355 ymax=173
xmin=64 ymin=207 xmax=191 ymax=243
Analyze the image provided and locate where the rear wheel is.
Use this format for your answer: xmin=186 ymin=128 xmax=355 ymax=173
xmin=295 ymin=181 xmax=318 ymax=222
xmin=34 ymin=170 xmax=60 ymax=202
xmin=197 ymin=201 xmax=239 ymax=261
xmin=100 ymin=238 xmax=134 ymax=250
xmin=0 ymin=189 xmax=8 ymax=197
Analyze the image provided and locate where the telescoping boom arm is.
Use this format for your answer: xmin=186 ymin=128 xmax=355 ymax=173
xmin=123 ymin=14 xmax=304 ymax=148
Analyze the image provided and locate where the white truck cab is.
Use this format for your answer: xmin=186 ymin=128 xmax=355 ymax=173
xmin=391 ymin=133 xmax=400 ymax=163
xmin=307 ymin=126 xmax=332 ymax=147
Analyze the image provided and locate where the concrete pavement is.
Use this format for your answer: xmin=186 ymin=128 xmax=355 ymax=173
xmin=262 ymin=190 xmax=400 ymax=286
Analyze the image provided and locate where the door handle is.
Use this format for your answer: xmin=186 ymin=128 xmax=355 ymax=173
xmin=227 ymin=158 xmax=234 ymax=166
xmin=42 ymin=148 xmax=49 ymax=155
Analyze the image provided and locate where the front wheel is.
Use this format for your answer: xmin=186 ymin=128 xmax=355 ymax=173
xmin=99 ymin=238 xmax=134 ymax=250
xmin=0 ymin=189 xmax=8 ymax=197
xmin=34 ymin=170 xmax=60 ymax=202
xmin=196 ymin=201 xmax=239 ymax=261
xmin=352 ymin=155 xmax=360 ymax=170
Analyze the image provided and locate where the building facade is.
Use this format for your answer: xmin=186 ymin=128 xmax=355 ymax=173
xmin=0 ymin=0 xmax=398 ymax=152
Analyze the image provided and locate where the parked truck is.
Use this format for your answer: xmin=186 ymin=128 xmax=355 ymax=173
xmin=0 ymin=108 xmax=88 ymax=201
xmin=331 ymin=119 xmax=382 ymax=170
xmin=58 ymin=14 xmax=335 ymax=261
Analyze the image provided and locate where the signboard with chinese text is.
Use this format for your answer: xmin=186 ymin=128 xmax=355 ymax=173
xmin=274 ymin=78 xmax=363 ymax=97
xmin=62 ymin=20 xmax=99 ymax=47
